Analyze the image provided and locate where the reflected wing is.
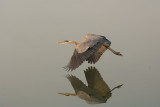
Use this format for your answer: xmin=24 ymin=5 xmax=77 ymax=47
xmin=66 ymin=75 xmax=91 ymax=94
xmin=64 ymin=42 xmax=103 ymax=71
xmin=84 ymin=67 xmax=110 ymax=97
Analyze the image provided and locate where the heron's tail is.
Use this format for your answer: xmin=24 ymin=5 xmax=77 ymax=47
xmin=58 ymin=93 xmax=76 ymax=96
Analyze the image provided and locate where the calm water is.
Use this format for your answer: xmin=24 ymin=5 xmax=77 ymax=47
xmin=0 ymin=0 xmax=160 ymax=107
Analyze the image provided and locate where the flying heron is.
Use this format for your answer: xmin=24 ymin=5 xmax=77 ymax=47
xmin=58 ymin=66 xmax=123 ymax=104
xmin=58 ymin=34 xmax=122 ymax=71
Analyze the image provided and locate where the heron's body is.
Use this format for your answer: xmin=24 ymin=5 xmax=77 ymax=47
xmin=58 ymin=67 xmax=123 ymax=104
xmin=76 ymin=34 xmax=111 ymax=53
xmin=58 ymin=34 xmax=122 ymax=71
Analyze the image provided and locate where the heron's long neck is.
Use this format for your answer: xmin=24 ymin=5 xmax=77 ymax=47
xmin=69 ymin=41 xmax=78 ymax=46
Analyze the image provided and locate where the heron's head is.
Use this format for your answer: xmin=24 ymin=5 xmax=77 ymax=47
xmin=58 ymin=40 xmax=77 ymax=46
xmin=58 ymin=40 xmax=70 ymax=44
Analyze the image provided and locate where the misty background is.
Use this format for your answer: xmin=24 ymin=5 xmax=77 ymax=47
xmin=0 ymin=0 xmax=160 ymax=107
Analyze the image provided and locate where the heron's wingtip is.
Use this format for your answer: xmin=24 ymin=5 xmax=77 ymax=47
xmin=63 ymin=66 xmax=73 ymax=72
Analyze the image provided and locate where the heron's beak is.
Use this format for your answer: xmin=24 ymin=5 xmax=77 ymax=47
xmin=57 ymin=41 xmax=67 ymax=44
xmin=58 ymin=93 xmax=76 ymax=96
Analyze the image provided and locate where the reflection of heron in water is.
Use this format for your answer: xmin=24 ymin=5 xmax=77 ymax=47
xmin=58 ymin=34 xmax=122 ymax=71
xmin=58 ymin=67 xmax=123 ymax=104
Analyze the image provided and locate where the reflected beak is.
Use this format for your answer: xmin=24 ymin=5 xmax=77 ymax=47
xmin=58 ymin=93 xmax=76 ymax=96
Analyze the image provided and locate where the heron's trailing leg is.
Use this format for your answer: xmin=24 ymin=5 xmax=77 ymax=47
xmin=108 ymin=47 xmax=122 ymax=56
xmin=110 ymin=84 xmax=123 ymax=92
xmin=58 ymin=93 xmax=76 ymax=96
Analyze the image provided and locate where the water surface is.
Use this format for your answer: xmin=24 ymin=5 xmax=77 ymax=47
xmin=0 ymin=0 xmax=160 ymax=107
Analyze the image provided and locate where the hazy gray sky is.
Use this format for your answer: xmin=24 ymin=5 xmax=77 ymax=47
xmin=0 ymin=0 xmax=160 ymax=107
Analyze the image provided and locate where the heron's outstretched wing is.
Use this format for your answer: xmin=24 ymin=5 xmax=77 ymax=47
xmin=77 ymin=34 xmax=111 ymax=64
xmin=86 ymin=44 xmax=109 ymax=64
xmin=66 ymin=75 xmax=91 ymax=94
xmin=84 ymin=67 xmax=110 ymax=97
xmin=65 ymin=34 xmax=107 ymax=71
xmin=64 ymin=42 xmax=103 ymax=71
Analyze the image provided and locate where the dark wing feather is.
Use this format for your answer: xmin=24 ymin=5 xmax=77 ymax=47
xmin=64 ymin=42 xmax=103 ymax=71
xmin=66 ymin=75 xmax=91 ymax=94
xmin=86 ymin=45 xmax=108 ymax=64
xmin=86 ymin=38 xmax=111 ymax=64
xmin=84 ymin=67 xmax=110 ymax=97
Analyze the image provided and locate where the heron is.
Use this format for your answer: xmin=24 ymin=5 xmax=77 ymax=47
xmin=58 ymin=66 xmax=123 ymax=104
xmin=58 ymin=34 xmax=122 ymax=71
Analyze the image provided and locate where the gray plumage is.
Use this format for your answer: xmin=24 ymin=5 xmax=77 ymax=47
xmin=58 ymin=67 xmax=123 ymax=104
xmin=58 ymin=34 xmax=122 ymax=71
